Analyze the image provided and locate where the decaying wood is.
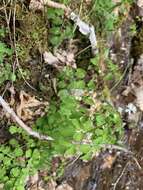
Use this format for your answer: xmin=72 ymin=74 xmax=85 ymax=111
xmin=0 ymin=96 xmax=53 ymax=141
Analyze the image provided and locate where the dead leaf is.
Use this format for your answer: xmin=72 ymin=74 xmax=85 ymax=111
xmin=101 ymin=154 xmax=117 ymax=169
xmin=122 ymin=86 xmax=131 ymax=96
xmin=29 ymin=0 xmax=67 ymax=11
xmin=0 ymin=184 xmax=4 ymax=190
xmin=46 ymin=180 xmax=57 ymax=190
xmin=84 ymin=0 xmax=92 ymax=5
xmin=43 ymin=52 xmax=59 ymax=66
xmin=16 ymin=91 xmax=48 ymax=121
xmin=43 ymin=49 xmax=76 ymax=69
xmin=29 ymin=0 xmax=45 ymax=10
xmin=27 ymin=173 xmax=39 ymax=190
xmin=56 ymin=183 xmax=73 ymax=190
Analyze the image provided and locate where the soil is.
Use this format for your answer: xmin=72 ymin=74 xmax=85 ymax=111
xmin=61 ymin=129 xmax=143 ymax=190
xmin=1 ymin=1 xmax=143 ymax=190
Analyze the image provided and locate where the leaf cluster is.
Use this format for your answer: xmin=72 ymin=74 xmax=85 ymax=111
xmin=36 ymin=66 xmax=123 ymax=160
xmin=47 ymin=8 xmax=74 ymax=47
xmin=0 ymin=29 xmax=16 ymax=85
xmin=0 ymin=125 xmax=51 ymax=190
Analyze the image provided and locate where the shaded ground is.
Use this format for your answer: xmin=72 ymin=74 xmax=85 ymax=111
xmin=61 ymin=129 xmax=143 ymax=190
xmin=1 ymin=1 xmax=143 ymax=190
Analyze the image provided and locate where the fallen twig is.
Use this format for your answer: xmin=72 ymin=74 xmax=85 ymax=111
xmin=132 ymin=156 xmax=142 ymax=170
xmin=0 ymin=96 xmax=53 ymax=141
xmin=112 ymin=162 xmax=129 ymax=190
xmin=29 ymin=0 xmax=69 ymax=11
xmin=102 ymin=144 xmax=132 ymax=154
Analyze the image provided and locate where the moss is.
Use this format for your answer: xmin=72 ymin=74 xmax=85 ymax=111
xmin=131 ymin=28 xmax=143 ymax=58
xmin=16 ymin=8 xmax=48 ymax=62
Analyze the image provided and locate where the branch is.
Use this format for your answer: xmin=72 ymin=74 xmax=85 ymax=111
xmin=102 ymin=144 xmax=132 ymax=154
xmin=0 ymin=96 xmax=53 ymax=141
xmin=29 ymin=0 xmax=70 ymax=12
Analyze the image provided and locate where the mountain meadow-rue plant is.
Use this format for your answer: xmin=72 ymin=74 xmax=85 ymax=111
xmin=90 ymin=48 xmax=121 ymax=87
xmin=47 ymin=7 xmax=74 ymax=47
xmin=0 ymin=125 xmax=52 ymax=190
xmin=36 ymin=66 xmax=123 ymax=160
xmin=0 ymin=29 xmax=16 ymax=85
xmin=0 ymin=51 xmax=123 ymax=189
xmin=0 ymin=0 xmax=129 ymax=188
xmin=90 ymin=0 xmax=134 ymax=36
xmin=0 ymin=65 xmax=122 ymax=189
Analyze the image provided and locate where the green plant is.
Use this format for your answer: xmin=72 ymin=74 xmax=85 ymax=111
xmin=47 ymin=8 xmax=74 ymax=47
xmin=90 ymin=0 xmax=134 ymax=35
xmin=0 ymin=28 xmax=16 ymax=85
xmin=36 ymin=67 xmax=123 ymax=160
xmin=90 ymin=48 xmax=121 ymax=82
xmin=0 ymin=34 xmax=16 ymax=85
xmin=0 ymin=42 xmax=12 ymax=63
xmin=0 ymin=63 xmax=16 ymax=85
xmin=0 ymin=1 xmax=127 ymax=188
xmin=0 ymin=125 xmax=52 ymax=190
xmin=90 ymin=0 xmax=118 ymax=33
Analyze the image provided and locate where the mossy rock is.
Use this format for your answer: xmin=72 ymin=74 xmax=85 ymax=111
xmin=16 ymin=6 xmax=48 ymax=62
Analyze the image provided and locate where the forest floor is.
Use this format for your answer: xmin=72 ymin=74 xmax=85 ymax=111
xmin=1 ymin=0 xmax=143 ymax=190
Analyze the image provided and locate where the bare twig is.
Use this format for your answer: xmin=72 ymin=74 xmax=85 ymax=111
xmin=132 ymin=157 xmax=142 ymax=170
xmin=102 ymin=144 xmax=132 ymax=154
xmin=0 ymin=96 xmax=53 ymax=141
xmin=112 ymin=162 xmax=129 ymax=190
xmin=44 ymin=0 xmax=67 ymax=10
xmin=29 ymin=0 xmax=69 ymax=12
xmin=66 ymin=154 xmax=81 ymax=168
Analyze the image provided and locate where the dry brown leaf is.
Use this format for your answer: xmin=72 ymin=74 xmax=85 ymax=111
xmin=112 ymin=0 xmax=121 ymax=16
xmin=43 ymin=52 xmax=59 ymax=66
xmin=101 ymin=154 xmax=117 ymax=169
xmin=122 ymin=86 xmax=131 ymax=96
xmin=16 ymin=91 xmax=48 ymax=121
xmin=29 ymin=0 xmax=44 ymax=10
xmin=0 ymin=184 xmax=4 ymax=190
xmin=56 ymin=184 xmax=73 ymax=190
xmin=27 ymin=173 xmax=39 ymax=190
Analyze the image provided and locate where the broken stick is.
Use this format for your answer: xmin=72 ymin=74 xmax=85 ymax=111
xmin=0 ymin=96 xmax=53 ymax=141
xmin=29 ymin=0 xmax=69 ymax=12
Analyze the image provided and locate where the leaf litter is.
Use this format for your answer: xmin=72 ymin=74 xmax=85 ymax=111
xmin=1 ymin=0 xmax=143 ymax=190
xmin=16 ymin=91 xmax=48 ymax=121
